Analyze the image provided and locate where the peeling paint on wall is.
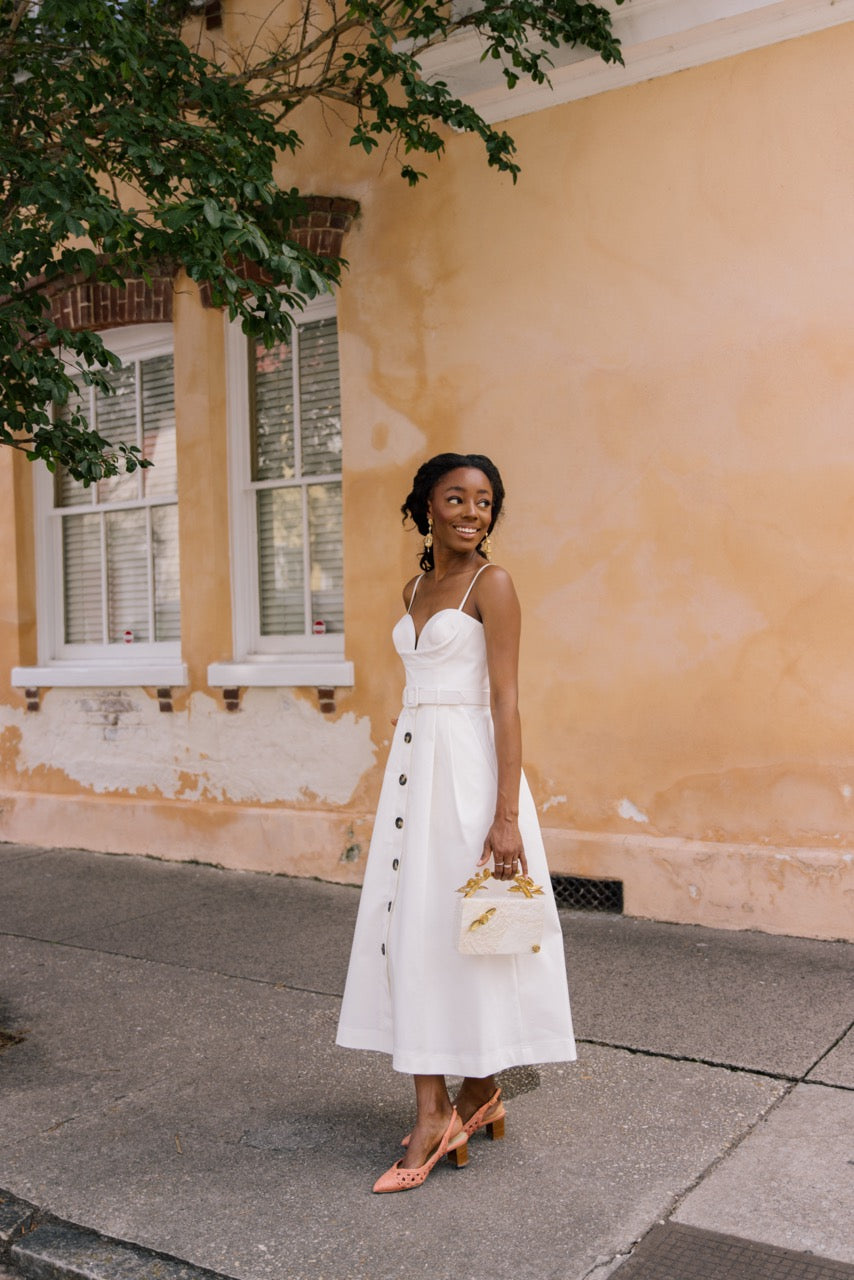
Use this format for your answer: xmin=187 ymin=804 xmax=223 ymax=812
xmin=540 ymin=794 xmax=567 ymax=813
xmin=618 ymin=798 xmax=650 ymax=824
xmin=340 ymin=825 xmax=363 ymax=862
xmin=0 ymin=689 xmax=375 ymax=805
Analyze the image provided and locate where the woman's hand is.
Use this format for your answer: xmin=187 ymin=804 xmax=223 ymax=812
xmin=478 ymin=816 xmax=528 ymax=881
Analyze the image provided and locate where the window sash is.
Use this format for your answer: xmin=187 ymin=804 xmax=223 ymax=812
xmin=243 ymin=304 xmax=344 ymax=648
xmin=52 ymin=343 xmax=180 ymax=654
xmin=255 ymin=479 xmax=343 ymax=637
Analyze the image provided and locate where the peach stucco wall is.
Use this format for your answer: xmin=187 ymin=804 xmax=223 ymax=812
xmin=2 ymin=19 xmax=853 ymax=939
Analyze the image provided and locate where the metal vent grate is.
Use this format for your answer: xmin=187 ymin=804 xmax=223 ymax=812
xmin=610 ymin=1223 xmax=854 ymax=1279
xmin=551 ymin=874 xmax=623 ymax=914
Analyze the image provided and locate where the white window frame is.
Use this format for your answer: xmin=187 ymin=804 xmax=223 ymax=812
xmin=13 ymin=323 xmax=187 ymax=689
xmin=209 ymin=297 xmax=353 ymax=689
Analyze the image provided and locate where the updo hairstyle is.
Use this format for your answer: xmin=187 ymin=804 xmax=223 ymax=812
xmin=401 ymin=452 xmax=505 ymax=571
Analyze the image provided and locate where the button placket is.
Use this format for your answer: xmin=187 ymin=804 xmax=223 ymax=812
xmin=383 ymin=709 xmax=415 ymax=966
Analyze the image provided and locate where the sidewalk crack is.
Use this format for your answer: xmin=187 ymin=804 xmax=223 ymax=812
xmin=799 ymin=1016 xmax=854 ymax=1082
xmin=576 ymin=1037 xmax=800 ymax=1082
xmin=0 ymin=932 xmax=345 ymax=1000
xmin=648 ymin=1078 xmax=799 ymax=1223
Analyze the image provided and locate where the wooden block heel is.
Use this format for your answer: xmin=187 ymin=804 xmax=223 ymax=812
xmin=486 ymin=1115 xmax=505 ymax=1140
xmin=447 ymin=1140 xmax=469 ymax=1168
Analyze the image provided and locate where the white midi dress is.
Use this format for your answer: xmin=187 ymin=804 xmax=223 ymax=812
xmin=336 ymin=566 xmax=576 ymax=1077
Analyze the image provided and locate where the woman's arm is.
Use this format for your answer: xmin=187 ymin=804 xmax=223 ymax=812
xmin=475 ymin=566 xmax=529 ymax=880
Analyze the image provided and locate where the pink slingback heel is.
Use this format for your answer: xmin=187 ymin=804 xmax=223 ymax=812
xmin=461 ymin=1087 xmax=506 ymax=1140
xmin=373 ymin=1109 xmax=467 ymax=1193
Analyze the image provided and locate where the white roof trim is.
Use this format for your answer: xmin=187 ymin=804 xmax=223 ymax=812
xmin=417 ymin=0 xmax=854 ymax=122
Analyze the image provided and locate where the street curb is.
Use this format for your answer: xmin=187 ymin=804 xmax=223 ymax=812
xmin=0 ymin=1193 xmax=36 ymax=1259
xmin=0 ymin=1192 xmax=236 ymax=1280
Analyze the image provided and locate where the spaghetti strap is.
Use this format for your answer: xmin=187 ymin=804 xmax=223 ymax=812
xmin=406 ymin=573 xmax=425 ymax=614
xmin=458 ymin=562 xmax=494 ymax=611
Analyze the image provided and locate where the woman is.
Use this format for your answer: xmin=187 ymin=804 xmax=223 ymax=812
xmin=336 ymin=453 xmax=575 ymax=1193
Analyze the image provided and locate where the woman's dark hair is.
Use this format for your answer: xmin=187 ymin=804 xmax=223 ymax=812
xmin=401 ymin=453 xmax=505 ymax=571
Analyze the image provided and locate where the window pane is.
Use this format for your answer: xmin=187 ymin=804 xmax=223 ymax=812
xmin=299 ymin=318 xmax=342 ymax=476
xmin=106 ymin=508 xmax=149 ymax=643
xmin=96 ymin=363 xmax=139 ymax=504
xmin=308 ymin=482 xmax=343 ymax=633
xmin=56 ymin=377 xmax=92 ymax=508
xmin=253 ymin=340 xmax=295 ymax=481
xmin=63 ymin=514 xmax=103 ymax=643
xmin=142 ymin=355 xmax=177 ymax=498
xmin=152 ymin=504 xmax=181 ymax=641
xmin=258 ymin=487 xmax=305 ymax=635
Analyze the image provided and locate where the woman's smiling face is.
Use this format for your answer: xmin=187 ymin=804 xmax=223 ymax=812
xmin=428 ymin=467 xmax=494 ymax=554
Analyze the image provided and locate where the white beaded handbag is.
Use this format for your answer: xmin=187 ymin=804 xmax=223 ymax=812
xmin=455 ymin=868 xmax=546 ymax=956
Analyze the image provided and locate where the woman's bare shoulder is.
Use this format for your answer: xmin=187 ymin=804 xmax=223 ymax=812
xmin=474 ymin=563 xmax=520 ymax=613
xmin=478 ymin=562 xmax=516 ymax=594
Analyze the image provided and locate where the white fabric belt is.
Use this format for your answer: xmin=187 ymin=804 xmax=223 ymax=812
xmin=403 ymin=686 xmax=490 ymax=708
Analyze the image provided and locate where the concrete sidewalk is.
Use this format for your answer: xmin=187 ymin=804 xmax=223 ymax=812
xmin=0 ymin=842 xmax=851 ymax=1280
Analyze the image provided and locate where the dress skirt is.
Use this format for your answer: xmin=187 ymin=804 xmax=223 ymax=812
xmin=336 ymin=607 xmax=576 ymax=1076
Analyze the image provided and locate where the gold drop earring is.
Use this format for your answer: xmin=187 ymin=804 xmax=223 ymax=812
xmin=423 ymin=518 xmax=433 ymax=552
xmin=481 ymin=532 xmax=492 ymax=560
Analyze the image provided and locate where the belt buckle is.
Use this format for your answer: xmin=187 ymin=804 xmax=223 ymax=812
xmin=403 ymin=687 xmax=418 ymax=707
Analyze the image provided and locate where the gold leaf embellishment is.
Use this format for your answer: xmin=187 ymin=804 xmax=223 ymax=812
xmin=508 ymin=874 xmax=545 ymax=899
xmin=468 ymin=907 xmax=497 ymax=932
xmin=456 ymin=868 xmax=492 ymax=898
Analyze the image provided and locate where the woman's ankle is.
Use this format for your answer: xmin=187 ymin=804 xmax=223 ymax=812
xmin=456 ymin=1076 xmax=498 ymax=1108
xmin=414 ymin=1104 xmax=454 ymax=1127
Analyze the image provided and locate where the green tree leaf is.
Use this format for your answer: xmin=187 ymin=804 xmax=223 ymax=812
xmin=0 ymin=0 xmax=622 ymax=480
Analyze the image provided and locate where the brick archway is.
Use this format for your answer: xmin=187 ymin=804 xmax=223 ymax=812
xmin=47 ymin=274 xmax=174 ymax=333
xmin=197 ymin=195 xmax=360 ymax=309
xmin=43 ymin=196 xmax=359 ymax=332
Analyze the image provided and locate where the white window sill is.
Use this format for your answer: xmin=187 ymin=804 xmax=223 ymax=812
xmin=12 ymin=662 xmax=189 ymax=688
xmin=207 ymin=659 xmax=355 ymax=688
